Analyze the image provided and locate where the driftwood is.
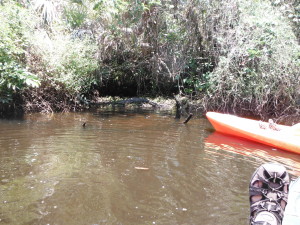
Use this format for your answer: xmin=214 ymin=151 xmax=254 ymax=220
xmin=183 ymin=113 xmax=193 ymax=124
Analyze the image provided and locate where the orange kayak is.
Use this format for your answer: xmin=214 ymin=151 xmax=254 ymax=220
xmin=206 ymin=112 xmax=300 ymax=155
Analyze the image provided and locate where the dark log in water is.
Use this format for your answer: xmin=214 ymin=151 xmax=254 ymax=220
xmin=183 ymin=113 xmax=193 ymax=124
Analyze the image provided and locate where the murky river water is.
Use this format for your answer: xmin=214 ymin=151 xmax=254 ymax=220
xmin=1 ymin=108 xmax=300 ymax=225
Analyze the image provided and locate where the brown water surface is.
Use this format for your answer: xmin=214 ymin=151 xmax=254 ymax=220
xmin=1 ymin=108 xmax=300 ymax=225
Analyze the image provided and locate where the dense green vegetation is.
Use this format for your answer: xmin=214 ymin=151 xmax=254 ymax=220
xmin=0 ymin=0 xmax=299 ymax=118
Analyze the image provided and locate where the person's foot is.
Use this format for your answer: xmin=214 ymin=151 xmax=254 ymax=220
xmin=259 ymin=121 xmax=267 ymax=130
xmin=252 ymin=211 xmax=280 ymax=225
xmin=268 ymin=119 xmax=281 ymax=131
xmin=249 ymin=163 xmax=290 ymax=225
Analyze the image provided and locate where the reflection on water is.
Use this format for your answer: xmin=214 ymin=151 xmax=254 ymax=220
xmin=205 ymin=132 xmax=300 ymax=177
xmin=0 ymin=108 xmax=300 ymax=225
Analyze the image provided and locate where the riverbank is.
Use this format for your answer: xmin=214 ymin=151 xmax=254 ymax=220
xmin=92 ymin=96 xmax=300 ymax=125
xmin=2 ymin=92 xmax=300 ymax=126
xmin=0 ymin=93 xmax=205 ymax=120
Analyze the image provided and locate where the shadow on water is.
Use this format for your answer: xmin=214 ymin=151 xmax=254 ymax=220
xmin=0 ymin=109 xmax=300 ymax=225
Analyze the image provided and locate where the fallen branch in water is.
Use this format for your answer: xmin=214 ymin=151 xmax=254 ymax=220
xmin=183 ymin=113 xmax=193 ymax=124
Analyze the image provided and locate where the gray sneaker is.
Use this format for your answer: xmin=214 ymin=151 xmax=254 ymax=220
xmin=249 ymin=163 xmax=290 ymax=225
xmin=253 ymin=211 xmax=280 ymax=225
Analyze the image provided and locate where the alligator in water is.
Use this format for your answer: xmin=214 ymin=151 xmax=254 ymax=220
xmin=115 ymin=97 xmax=157 ymax=107
xmin=87 ymin=97 xmax=159 ymax=107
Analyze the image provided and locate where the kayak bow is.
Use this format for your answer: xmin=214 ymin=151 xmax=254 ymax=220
xmin=206 ymin=112 xmax=300 ymax=155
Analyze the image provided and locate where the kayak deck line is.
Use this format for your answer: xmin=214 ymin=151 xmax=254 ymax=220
xmin=206 ymin=112 xmax=300 ymax=155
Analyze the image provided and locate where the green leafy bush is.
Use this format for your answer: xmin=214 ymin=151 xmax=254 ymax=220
xmin=64 ymin=4 xmax=87 ymax=29
xmin=30 ymin=29 xmax=98 ymax=94
xmin=0 ymin=62 xmax=39 ymax=102
xmin=204 ymin=0 xmax=300 ymax=118
xmin=0 ymin=2 xmax=40 ymax=103
xmin=56 ymin=38 xmax=98 ymax=94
